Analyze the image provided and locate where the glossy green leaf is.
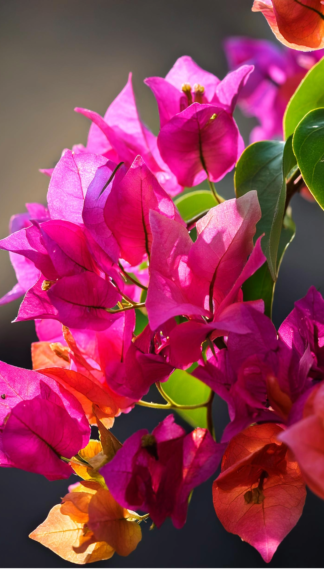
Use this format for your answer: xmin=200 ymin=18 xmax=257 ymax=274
xmin=293 ymin=108 xmax=324 ymax=210
xmin=235 ymin=141 xmax=286 ymax=281
xmin=161 ymin=369 xmax=210 ymax=429
xmin=174 ymin=190 xmax=218 ymax=222
xmin=242 ymin=138 xmax=296 ymax=318
xmin=243 ymin=208 xmax=295 ymax=318
xmin=283 ymin=135 xmax=297 ymax=180
xmin=284 ymin=58 xmax=324 ymax=139
xmin=242 ymin=263 xmax=274 ymax=318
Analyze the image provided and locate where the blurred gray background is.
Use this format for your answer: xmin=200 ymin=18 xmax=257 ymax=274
xmin=1 ymin=0 xmax=324 ymax=568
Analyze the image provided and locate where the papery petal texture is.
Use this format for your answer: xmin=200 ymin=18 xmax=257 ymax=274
xmin=104 ymin=156 xmax=185 ymax=266
xmin=157 ymin=103 xmax=241 ymax=187
xmin=213 ymin=423 xmax=306 ymax=562
xmin=252 ymin=0 xmax=324 ymax=50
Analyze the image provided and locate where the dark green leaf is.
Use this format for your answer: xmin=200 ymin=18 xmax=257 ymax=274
xmin=283 ymin=135 xmax=298 ymax=180
xmin=293 ymin=107 xmax=324 ymax=209
xmin=235 ymin=141 xmax=286 ymax=281
xmin=161 ymin=369 xmax=210 ymax=429
xmin=243 ymin=208 xmax=295 ymax=317
xmin=241 ymin=138 xmax=296 ymax=317
xmin=242 ymin=263 xmax=274 ymax=318
xmin=284 ymin=58 xmax=324 ymax=139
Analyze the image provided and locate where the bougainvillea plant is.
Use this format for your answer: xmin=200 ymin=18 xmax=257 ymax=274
xmin=2 ymin=1 xmax=324 ymax=565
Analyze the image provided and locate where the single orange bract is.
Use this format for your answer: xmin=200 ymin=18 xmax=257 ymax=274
xmin=213 ymin=423 xmax=306 ymax=562
xmin=252 ymin=0 xmax=324 ymax=50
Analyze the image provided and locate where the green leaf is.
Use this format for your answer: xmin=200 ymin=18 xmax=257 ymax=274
xmin=161 ymin=369 xmax=210 ymax=429
xmin=284 ymin=58 xmax=324 ymax=139
xmin=134 ymin=308 xmax=148 ymax=335
xmin=242 ymin=263 xmax=274 ymax=318
xmin=241 ymin=138 xmax=296 ymax=318
xmin=174 ymin=190 xmax=218 ymax=222
xmin=235 ymin=141 xmax=286 ymax=281
xmin=243 ymin=207 xmax=295 ymax=318
xmin=278 ymin=208 xmax=296 ymax=270
xmin=293 ymin=107 xmax=324 ymax=209
xmin=283 ymin=135 xmax=297 ymax=180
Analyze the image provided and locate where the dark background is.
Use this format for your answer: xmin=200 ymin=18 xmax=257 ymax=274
xmin=1 ymin=0 xmax=324 ymax=568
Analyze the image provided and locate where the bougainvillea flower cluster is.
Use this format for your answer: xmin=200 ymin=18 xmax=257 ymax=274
xmin=1 ymin=4 xmax=324 ymax=563
xmin=224 ymin=36 xmax=324 ymax=142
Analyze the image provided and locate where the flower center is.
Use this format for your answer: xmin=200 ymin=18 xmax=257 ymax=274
xmin=141 ymin=434 xmax=159 ymax=460
xmin=181 ymin=83 xmax=205 ymax=106
xmin=244 ymin=470 xmax=268 ymax=505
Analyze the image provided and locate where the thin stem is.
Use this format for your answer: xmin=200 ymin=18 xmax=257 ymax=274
xmin=206 ymin=390 xmax=215 ymax=440
xmin=137 ymin=399 xmax=210 ymax=411
xmin=137 ymin=400 xmax=172 ymax=410
xmin=208 ymin=179 xmax=222 ymax=205
xmin=155 ymin=382 xmax=174 ymax=405
xmin=106 ymin=302 xmax=146 ymax=314
xmin=121 ymin=293 xmax=138 ymax=306
xmin=119 ymin=262 xmax=148 ymax=291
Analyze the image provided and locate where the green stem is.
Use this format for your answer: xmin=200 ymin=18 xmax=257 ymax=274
xmin=137 ymin=400 xmax=172 ymax=410
xmin=208 ymin=179 xmax=222 ymax=205
xmin=118 ymin=262 xmax=148 ymax=291
xmin=106 ymin=302 xmax=146 ymax=314
xmin=121 ymin=293 xmax=138 ymax=306
xmin=155 ymin=382 xmax=174 ymax=405
xmin=137 ymin=399 xmax=210 ymax=411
